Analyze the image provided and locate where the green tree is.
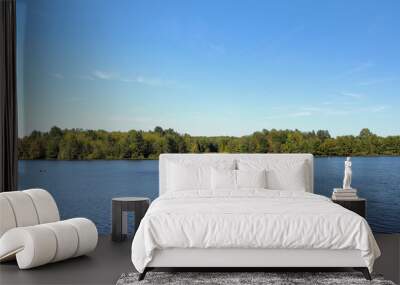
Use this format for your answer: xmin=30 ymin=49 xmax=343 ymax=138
xmin=17 ymin=126 xmax=400 ymax=160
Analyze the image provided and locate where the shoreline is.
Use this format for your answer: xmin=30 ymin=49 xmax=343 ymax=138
xmin=18 ymin=154 xmax=400 ymax=162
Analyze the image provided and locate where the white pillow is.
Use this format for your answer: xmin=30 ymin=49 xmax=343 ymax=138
xmin=167 ymin=159 xmax=236 ymax=191
xmin=236 ymin=169 xmax=267 ymax=189
xmin=238 ymin=159 xmax=308 ymax=191
xmin=211 ymin=168 xmax=236 ymax=190
xmin=266 ymin=161 xmax=307 ymax=191
xmin=167 ymin=162 xmax=208 ymax=191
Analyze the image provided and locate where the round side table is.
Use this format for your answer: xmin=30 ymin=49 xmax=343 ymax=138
xmin=111 ymin=197 xmax=150 ymax=242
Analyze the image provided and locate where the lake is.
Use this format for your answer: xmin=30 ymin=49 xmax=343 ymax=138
xmin=18 ymin=157 xmax=400 ymax=234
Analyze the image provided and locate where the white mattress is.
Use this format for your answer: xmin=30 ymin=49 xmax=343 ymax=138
xmin=131 ymin=190 xmax=380 ymax=273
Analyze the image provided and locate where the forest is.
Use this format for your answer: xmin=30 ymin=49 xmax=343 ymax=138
xmin=18 ymin=126 xmax=400 ymax=160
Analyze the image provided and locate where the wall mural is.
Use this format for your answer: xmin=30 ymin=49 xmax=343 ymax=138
xmin=17 ymin=0 xmax=400 ymax=234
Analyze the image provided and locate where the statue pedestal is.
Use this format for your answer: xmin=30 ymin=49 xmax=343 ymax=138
xmin=334 ymin=188 xmax=357 ymax=192
xmin=332 ymin=188 xmax=358 ymax=200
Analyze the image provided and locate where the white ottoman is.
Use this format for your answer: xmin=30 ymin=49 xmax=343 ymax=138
xmin=0 ymin=189 xmax=98 ymax=269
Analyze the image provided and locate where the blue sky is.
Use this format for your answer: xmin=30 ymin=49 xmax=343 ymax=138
xmin=17 ymin=0 xmax=400 ymax=137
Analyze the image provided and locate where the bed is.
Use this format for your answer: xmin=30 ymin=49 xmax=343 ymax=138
xmin=131 ymin=154 xmax=380 ymax=280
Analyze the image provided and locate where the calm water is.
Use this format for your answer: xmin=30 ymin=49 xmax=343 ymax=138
xmin=18 ymin=157 xmax=400 ymax=234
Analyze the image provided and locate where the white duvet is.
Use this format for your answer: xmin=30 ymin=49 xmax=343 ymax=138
xmin=131 ymin=190 xmax=380 ymax=273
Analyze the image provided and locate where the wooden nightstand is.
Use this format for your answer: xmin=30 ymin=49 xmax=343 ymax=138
xmin=332 ymin=198 xmax=366 ymax=218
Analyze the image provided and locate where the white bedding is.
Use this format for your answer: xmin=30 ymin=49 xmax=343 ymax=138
xmin=131 ymin=190 xmax=380 ymax=273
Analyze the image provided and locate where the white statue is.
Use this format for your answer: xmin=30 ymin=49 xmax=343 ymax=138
xmin=343 ymin=157 xmax=352 ymax=190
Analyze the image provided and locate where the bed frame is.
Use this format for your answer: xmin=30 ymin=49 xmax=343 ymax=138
xmin=139 ymin=154 xmax=371 ymax=280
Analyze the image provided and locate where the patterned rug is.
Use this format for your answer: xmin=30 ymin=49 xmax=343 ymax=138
xmin=116 ymin=271 xmax=396 ymax=285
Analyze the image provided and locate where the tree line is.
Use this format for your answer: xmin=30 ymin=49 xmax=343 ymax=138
xmin=18 ymin=126 xmax=400 ymax=160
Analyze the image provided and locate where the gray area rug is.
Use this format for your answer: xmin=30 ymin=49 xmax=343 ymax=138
xmin=116 ymin=272 xmax=396 ymax=285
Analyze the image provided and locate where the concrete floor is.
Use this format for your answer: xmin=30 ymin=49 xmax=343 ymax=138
xmin=1 ymin=234 xmax=399 ymax=285
xmin=0 ymin=236 xmax=133 ymax=285
xmin=374 ymin=234 xmax=400 ymax=284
